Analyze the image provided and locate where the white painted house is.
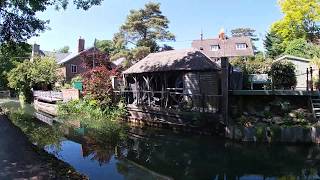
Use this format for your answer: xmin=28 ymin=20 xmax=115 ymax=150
xmin=275 ymin=55 xmax=317 ymax=90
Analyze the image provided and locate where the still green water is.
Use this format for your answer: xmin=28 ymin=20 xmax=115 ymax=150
xmin=1 ymin=98 xmax=320 ymax=180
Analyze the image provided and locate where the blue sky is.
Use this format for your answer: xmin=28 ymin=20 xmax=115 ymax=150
xmin=28 ymin=0 xmax=282 ymax=52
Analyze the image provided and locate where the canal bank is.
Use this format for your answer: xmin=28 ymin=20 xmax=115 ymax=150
xmin=0 ymin=113 xmax=87 ymax=179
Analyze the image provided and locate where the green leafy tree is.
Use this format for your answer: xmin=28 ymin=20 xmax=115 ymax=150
xmin=284 ymin=38 xmax=320 ymax=59
xmin=96 ymin=40 xmax=115 ymax=54
xmin=264 ymin=31 xmax=285 ymax=59
xmin=271 ymin=0 xmax=320 ymax=45
xmin=0 ymin=0 xmax=103 ymax=43
xmin=7 ymin=57 xmax=59 ymax=102
xmin=118 ymin=2 xmax=175 ymax=52
xmin=269 ymin=61 xmax=297 ymax=89
xmin=57 ymin=46 xmax=69 ymax=53
xmin=0 ymin=42 xmax=31 ymax=89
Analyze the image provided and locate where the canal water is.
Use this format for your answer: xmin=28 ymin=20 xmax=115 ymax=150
xmin=1 ymin=98 xmax=320 ymax=180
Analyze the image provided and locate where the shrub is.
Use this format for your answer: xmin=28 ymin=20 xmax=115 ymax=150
xmin=269 ymin=61 xmax=297 ymax=89
xmin=58 ymin=96 xmax=128 ymax=144
xmin=7 ymin=57 xmax=59 ymax=102
xmin=82 ymin=66 xmax=117 ymax=108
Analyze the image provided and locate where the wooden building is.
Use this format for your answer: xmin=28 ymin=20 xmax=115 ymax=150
xmin=118 ymin=48 xmax=226 ymax=131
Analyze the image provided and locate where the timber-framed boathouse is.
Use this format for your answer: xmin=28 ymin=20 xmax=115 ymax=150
xmin=115 ymin=48 xmax=229 ymax=134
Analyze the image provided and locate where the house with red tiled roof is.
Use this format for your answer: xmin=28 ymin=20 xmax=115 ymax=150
xmin=192 ymin=29 xmax=254 ymax=61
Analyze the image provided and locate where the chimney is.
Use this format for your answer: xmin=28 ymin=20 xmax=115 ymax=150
xmin=78 ymin=37 xmax=85 ymax=52
xmin=219 ymin=28 xmax=225 ymax=40
xmin=31 ymin=43 xmax=40 ymax=62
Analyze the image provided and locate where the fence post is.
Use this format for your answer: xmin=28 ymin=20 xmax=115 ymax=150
xmin=311 ymin=67 xmax=313 ymax=92
xmin=319 ymin=69 xmax=320 ymax=91
xmin=307 ymin=68 xmax=309 ymax=92
xmin=221 ymin=57 xmax=229 ymax=125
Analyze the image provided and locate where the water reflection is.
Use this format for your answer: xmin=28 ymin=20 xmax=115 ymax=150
xmin=2 ymin=99 xmax=320 ymax=180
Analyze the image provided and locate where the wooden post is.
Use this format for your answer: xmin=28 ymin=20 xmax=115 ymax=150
xmin=307 ymin=68 xmax=309 ymax=91
xmin=318 ymin=69 xmax=320 ymax=90
xmin=311 ymin=67 xmax=313 ymax=92
xmin=221 ymin=57 xmax=229 ymax=125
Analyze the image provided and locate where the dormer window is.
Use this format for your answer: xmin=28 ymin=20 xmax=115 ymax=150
xmin=210 ymin=45 xmax=219 ymax=51
xmin=236 ymin=43 xmax=247 ymax=50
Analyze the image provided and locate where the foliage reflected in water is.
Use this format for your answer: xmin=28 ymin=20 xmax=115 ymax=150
xmin=58 ymin=97 xmax=128 ymax=145
xmin=9 ymin=109 xmax=65 ymax=150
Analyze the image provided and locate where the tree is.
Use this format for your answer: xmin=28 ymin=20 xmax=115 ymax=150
xmin=0 ymin=42 xmax=31 ymax=89
xmin=80 ymin=51 xmax=117 ymax=107
xmin=0 ymin=0 xmax=103 ymax=43
xmin=231 ymin=28 xmax=259 ymax=41
xmin=284 ymin=38 xmax=320 ymax=59
xmin=96 ymin=40 xmax=115 ymax=55
xmin=7 ymin=57 xmax=59 ymax=102
xmin=118 ymin=2 xmax=175 ymax=52
xmin=271 ymin=0 xmax=320 ymax=45
xmin=264 ymin=31 xmax=285 ymax=59
xmin=269 ymin=61 xmax=297 ymax=89
xmin=58 ymin=46 xmax=69 ymax=53
xmin=231 ymin=27 xmax=259 ymax=52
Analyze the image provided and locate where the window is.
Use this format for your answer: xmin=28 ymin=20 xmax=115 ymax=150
xmin=71 ymin=64 xmax=77 ymax=73
xmin=210 ymin=45 xmax=219 ymax=51
xmin=236 ymin=43 xmax=247 ymax=50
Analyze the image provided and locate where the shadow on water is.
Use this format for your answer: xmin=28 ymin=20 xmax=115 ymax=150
xmin=2 ymin=98 xmax=320 ymax=180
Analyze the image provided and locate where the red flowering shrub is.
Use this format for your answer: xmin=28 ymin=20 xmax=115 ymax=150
xmin=80 ymin=50 xmax=118 ymax=107
xmin=82 ymin=66 xmax=117 ymax=107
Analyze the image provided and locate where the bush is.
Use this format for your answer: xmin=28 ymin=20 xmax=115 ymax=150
xmin=284 ymin=38 xmax=320 ymax=59
xmin=7 ymin=57 xmax=59 ymax=102
xmin=58 ymin=96 xmax=127 ymax=144
xmin=82 ymin=66 xmax=117 ymax=108
xmin=269 ymin=61 xmax=297 ymax=89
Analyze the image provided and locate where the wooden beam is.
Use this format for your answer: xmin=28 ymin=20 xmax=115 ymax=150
xmin=221 ymin=57 xmax=229 ymax=124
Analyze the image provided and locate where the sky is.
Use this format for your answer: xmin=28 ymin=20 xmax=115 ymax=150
xmin=28 ymin=0 xmax=283 ymax=53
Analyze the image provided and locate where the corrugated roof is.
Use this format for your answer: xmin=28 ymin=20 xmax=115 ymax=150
xmin=123 ymin=48 xmax=220 ymax=74
xmin=191 ymin=36 xmax=254 ymax=58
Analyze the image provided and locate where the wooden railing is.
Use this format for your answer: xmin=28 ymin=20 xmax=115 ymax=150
xmin=33 ymin=91 xmax=63 ymax=102
xmin=0 ymin=90 xmax=10 ymax=98
xmin=114 ymin=90 xmax=222 ymax=113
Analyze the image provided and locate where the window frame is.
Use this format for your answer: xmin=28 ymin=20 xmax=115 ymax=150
xmin=236 ymin=43 xmax=247 ymax=50
xmin=71 ymin=64 xmax=78 ymax=73
xmin=210 ymin=45 xmax=220 ymax=51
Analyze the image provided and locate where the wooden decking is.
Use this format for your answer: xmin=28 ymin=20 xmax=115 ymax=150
xmin=230 ymin=90 xmax=319 ymax=96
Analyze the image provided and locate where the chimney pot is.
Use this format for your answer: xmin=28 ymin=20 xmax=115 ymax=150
xmin=78 ymin=38 xmax=85 ymax=52
xmin=31 ymin=44 xmax=40 ymax=62
xmin=219 ymin=28 xmax=225 ymax=40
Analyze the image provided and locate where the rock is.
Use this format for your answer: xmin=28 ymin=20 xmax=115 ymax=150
xmin=289 ymin=112 xmax=296 ymax=118
xmin=243 ymin=112 xmax=249 ymax=116
xmin=272 ymin=116 xmax=282 ymax=123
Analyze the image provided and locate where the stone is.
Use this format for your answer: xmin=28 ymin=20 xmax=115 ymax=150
xmin=272 ymin=116 xmax=282 ymax=123
xmin=289 ymin=112 xmax=296 ymax=118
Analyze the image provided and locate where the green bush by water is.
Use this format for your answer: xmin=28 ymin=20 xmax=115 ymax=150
xmin=58 ymin=96 xmax=128 ymax=144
